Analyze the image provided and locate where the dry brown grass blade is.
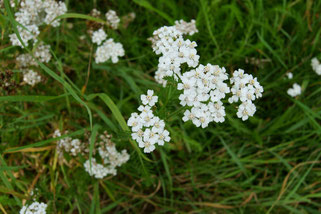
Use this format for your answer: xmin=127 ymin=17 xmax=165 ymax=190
xmin=267 ymin=160 xmax=321 ymax=211
xmin=241 ymin=192 xmax=256 ymax=206
xmin=0 ymin=186 xmax=27 ymax=199
xmin=278 ymin=160 xmax=321 ymax=201
xmin=193 ymin=202 xmax=234 ymax=209
xmin=4 ymin=146 xmax=55 ymax=153
xmin=0 ymin=204 xmax=8 ymax=214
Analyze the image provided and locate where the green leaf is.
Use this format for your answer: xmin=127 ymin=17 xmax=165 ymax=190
xmin=54 ymin=13 xmax=106 ymax=24
xmin=0 ymin=94 xmax=69 ymax=102
xmin=132 ymin=0 xmax=174 ymax=24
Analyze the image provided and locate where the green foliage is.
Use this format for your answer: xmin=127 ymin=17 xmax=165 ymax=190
xmin=1 ymin=0 xmax=321 ymax=213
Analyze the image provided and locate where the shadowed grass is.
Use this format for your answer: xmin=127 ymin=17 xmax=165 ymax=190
xmin=1 ymin=0 xmax=321 ymax=213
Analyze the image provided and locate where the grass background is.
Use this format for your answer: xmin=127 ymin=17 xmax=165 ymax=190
xmin=1 ymin=0 xmax=321 ymax=213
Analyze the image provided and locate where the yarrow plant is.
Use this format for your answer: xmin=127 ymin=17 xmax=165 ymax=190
xmin=127 ymin=90 xmax=170 ymax=153
xmin=105 ymin=10 xmax=120 ymax=30
xmin=89 ymin=9 xmax=125 ymax=64
xmin=128 ymin=20 xmax=264 ymax=153
xmin=53 ymin=129 xmax=129 ymax=179
xmin=9 ymin=0 xmax=67 ymax=47
xmin=16 ymin=42 xmax=52 ymax=86
xmin=19 ymin=201 xmax=47 ymax=214
xmin=9 ymin=0 xmax=65 ymax=87
xmin=22 ymin=70 xmax=42 ymax=86
xmin=151 ymin=21 xmax=263 ymax=122
xmin=84 ymin=131 xmax=130 ymax=179
xmin=53 ymin=129 xmax=88 ymax=160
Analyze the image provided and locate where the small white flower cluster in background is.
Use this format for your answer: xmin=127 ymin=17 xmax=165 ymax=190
xmin=127 ymin=90 xmax=170 ymax=153
xmin=311 ymin=57 xmax=321 ymax=75
xmin=84 ymin=158 xmax=110 ymax=179
xmin=105 ymin=10 xmax=120 ymax=30
xmin=20 ymin=201 xmax=47 ymax=214
xmin=17 ymin=43 xmax=51 ymax=87
xmin=287 ymin=83 xmax=301 ymax=97
xmin=53 ymin=129 xmax=87 ymax=159
xmin=95 ymin=38 xmax=125 ymax=63
xmin=89 ymin=10 xmax=125 ymax=64
xmin=84 ymin=131 xmax=130 ymax=179
xmin=148 ymin=22 xmax=264 ymax=126
xmin=23 ymin=70 xmax=42 ymax=86
xmin=228 ymin=69 xmax=263 ymax=121
xmin=53 ymin=129 xmax=129 ymax=179
xmin=10 ymin=0 xmax=67 ymax=47
xmin=17 ymin=43 xmax=52 ymax=67
xmin=174 ymin=19 xmax=198 ymax=36
xmin=91 ymin=28 xmax=107 ymax=45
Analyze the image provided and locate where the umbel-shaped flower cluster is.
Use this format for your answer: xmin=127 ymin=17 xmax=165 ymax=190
xmin=84 ymin=132 xmax=130 ymax=179
xmin=149 ymin=21 xmax=263 ymax=126
xmin=19 ymin=201 xmax=47 ymax=214
xmin=9 ymin=0 xmax=67 ymax=47
xmin=16 ymin=42 xmax=52 ymax=86
xmin=9 ymin=0 xmax=65 ymax=87
xmin=127 ymin=20 xmax=263 ymax=154
xmin=127 ymin=90 xmax=170 ymax=153
xmin=89 ymin=9 xmax=125 ymax=64
xmin=53 ymin=130 xmax=129 ymax=179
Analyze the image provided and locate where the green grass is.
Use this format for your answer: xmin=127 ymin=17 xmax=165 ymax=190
xmin=1 ymin=0 xmax=321 ymax=213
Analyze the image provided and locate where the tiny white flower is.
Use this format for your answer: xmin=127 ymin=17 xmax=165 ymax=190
xmin=236 ymin=101 xmax=256 ymax=121
xmin=143 ymin=128 xmax=159 ymax=144
xmin=143 ymin=141 xmax=156 ymax=153
xmin=157 ymin=129 xmax=170 ymax=145
xmin=141 ymin=90 xmax=158 ymax=106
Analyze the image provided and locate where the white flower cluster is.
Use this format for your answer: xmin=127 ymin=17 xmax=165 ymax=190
xmin=174 ymin=19 xmax=198 ymax=36
xmin=127 ymin=90 xmax=170 ymax=153
xmin=84 ymin=158 xmax=110 ymax=179
xmin=17 ymin=43 xmax=52 ymax=67
xmin=23 ymin=70 xmax=42 ymax=86
xmin=151 ymin=26 xmax=199 ymax=86
xmin=95 ymin=38 xmax=125 ymax=64
xmin=287 ymin=83 xmax=301 ymax=97
xmin=10 ymin=0 xmax=67 ymax=47
xmin=20 ymin=201 xmax=47 ymax=214
xmin=53 ymin=129 xmax=87 ymax=159
xmin=53 ymin=129 xmax=129 ymax=179
xmin=84 ymin=131 xmax=130 ymax=179
xmin=311 ymin=57 xmax=321 ymax=75
xmin=91 ymin=28 xmax=107 ymax=45
xmin=105 ymin=10 xmax=120 ymax=30
xmin=228 ymin=69 xmax=263 ymax=121
xmin=179 ymin=64 xmax=230 ymax=127
xmin=150 ymin=23 xmax=263 ymax=125
xmin=90 ymin=10 xmax=124 ymax=64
